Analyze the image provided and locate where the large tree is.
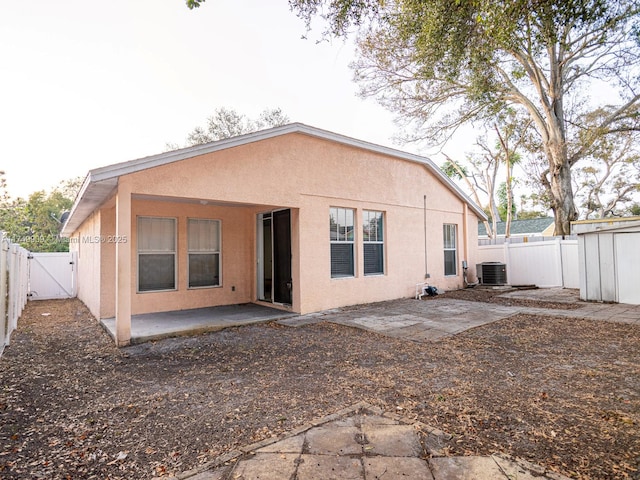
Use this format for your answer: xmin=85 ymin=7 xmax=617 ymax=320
xmin=169 ymin=107 xmax=290 ymax=149
xmin=442 ymin=110 xmax=529 ymax=239
xmin=523 ymin=105 xmax=640 ymax=219
xmin=572 ymin=123 xmax=640 ymax=219
xmin=0 ymin=175 xmax=81 ymax=252
xmin=282 ymin=0 xmax=640 ymax=235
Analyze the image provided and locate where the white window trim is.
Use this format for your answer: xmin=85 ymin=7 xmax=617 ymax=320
xmin=187 ymin=218 xmax=222 ymax=289
xmin=137 ymin=216 xmax=178 ymax=293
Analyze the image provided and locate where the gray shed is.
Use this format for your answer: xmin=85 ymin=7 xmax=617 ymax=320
xmin=572 ymin=217 xmax=640 ymax=305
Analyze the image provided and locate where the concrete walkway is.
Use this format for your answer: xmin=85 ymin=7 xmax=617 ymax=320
xmin=173 ymin=403 xmax=570 ymax=480
xmin=279 ymin=288 xmax=640 ymax=342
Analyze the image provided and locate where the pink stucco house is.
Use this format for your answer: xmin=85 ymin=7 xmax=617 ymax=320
xmin=61 ymin=124 xmax=485 ymax=346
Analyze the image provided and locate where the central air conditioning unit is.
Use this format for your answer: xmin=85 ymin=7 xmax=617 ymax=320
xmin=476 ymin=262 xmax=508 ymax=286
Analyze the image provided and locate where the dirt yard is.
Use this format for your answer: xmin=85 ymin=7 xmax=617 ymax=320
xmin=1 ymin=293 xmax=638 ymax=479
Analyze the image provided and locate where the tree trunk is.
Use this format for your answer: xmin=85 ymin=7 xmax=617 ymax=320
xmin=543 ymin=81 xmax=577 ymax=236
xmin=505 ymin=157 xmax=513 ymax=238
xmin=549 ymin=157 xmax=577 ymax=236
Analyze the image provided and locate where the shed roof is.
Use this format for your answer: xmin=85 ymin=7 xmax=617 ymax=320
xmin=478 ymin=217 xmax=554 ymax=237
xmin=61 ymin=123 xmax=487 ymax=236
xmin=571 ymin=217 xmax=640 ymax=235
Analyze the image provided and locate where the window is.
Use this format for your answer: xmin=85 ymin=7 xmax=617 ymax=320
xmin=330 ymin=207 xmax=355 ymax=277
xmin=443 ymin=224 xmax=457 ymax=276
xmin=188 ymin=218 xmax=221 ymax=288
xmin=363 ymin=210 xmax=384 ymax=275
xmin=138 ymin=217 xmax=176 ymax=292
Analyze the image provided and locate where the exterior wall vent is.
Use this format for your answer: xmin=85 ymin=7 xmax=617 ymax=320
xmin=476 ymin=262 xmax=508 ymax=286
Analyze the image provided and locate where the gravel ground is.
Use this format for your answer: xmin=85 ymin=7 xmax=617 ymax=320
xmin=0 ymin=293 xmax=638 ymax=479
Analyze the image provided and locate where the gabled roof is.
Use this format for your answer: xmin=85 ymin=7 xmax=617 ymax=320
xmin=61 ymin=123 xmax=487 ymax=236
xmin=478 ymin=217 xmax=555 ymax=237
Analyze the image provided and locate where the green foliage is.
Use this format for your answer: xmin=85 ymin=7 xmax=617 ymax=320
xmin=521 ymin=191 xmax=553 ymax=214
xmin=179 ymin=107 xmax=290 ymax=147
xmin=291 ymin=0 xmax=384 ymax=37
xmin=0 ymin=173 xmax=80 ymax=252
xmin=572 ymin=107 xmax=640 ymax=218
xmin=186 ymin=0 xmax=205 ymax=9
xmin=289 ymin=0 xmax=640 ymax=234
xmin=516 ymin=209 xmax=548 ymax=220
xmin=440 ymin=159 xmax=468 ymax=180
xmin=628 ymin=203 xmax=640 ymax=216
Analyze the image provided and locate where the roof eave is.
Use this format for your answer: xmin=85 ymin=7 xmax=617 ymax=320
xmin=62 ymin=123 xmax=487 ymax=233
xmin=60 ymin=174 xmax=118 ymax=237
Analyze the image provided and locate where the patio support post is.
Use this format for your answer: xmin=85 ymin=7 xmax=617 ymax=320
xmin=115 ymin=180 xmax=132 ymax=346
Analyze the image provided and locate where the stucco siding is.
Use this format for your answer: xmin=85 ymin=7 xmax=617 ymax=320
xmin=465 ymin=207 xmax=480 ymax=281
xmin=124 ymin=134 xmax=454 ymax=211
xmin=295 ymin=197 xmax=473 ymax=313
xmin=127 ymin=199 xmax=254 ymax=316
xmin=100 ymin=206 xmax=116 ymax=318
xmin=71 ymin=210 xmax=101 ymax=319
xmin=71 ymin=130 xmax=482 ymax=318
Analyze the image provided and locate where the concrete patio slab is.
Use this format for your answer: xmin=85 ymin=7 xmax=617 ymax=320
xmin=296 ymin=455 xmax=362 ymax=479
xmin=185 ymin=470 xmax=228 ymax=480
xmin=255 ymin=434 xmax=305 ymax=453
xmin=279 ymin=288 xmax=640 ymax=341
xmin=364 ymin=456 xmax=434 ymax=480
xmin=429 ymin=456 xmax=510 ymax=479
xmin=307 ymin=298 xmax=522 ymax=342
xmin=231 ymin=452 xmax=297 ymax=479
xmin=182 ymin=403 xmax=569 ymax=480
xmin=305 ymin=425 xmax=362 ymax=455
xmin=361 ymin=424 xmax=423 ymax=456
xmin=498 ymin=288 xmax=581 ymax=304
xmin=101 ymin=303 xmax=296 ymax=344
xmin=492 ymin=454 xmax=548 ymax=480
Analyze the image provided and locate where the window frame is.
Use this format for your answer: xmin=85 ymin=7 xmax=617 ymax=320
xmin=330 ymin=206 xmax=356 ymax=278
xmin=443 ymin=223 xmax=458 ymax=277
xmin=187 ymin=218 xmax=221 ymax=289
xmin=363 ymin=210 xmax=385 ymax=276
xmin=137 ymin=216 xmax=177 ymax=293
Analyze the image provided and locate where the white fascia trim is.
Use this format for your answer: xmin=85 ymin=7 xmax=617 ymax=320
xmin=60 ymin=174 xmax=92 ymax=237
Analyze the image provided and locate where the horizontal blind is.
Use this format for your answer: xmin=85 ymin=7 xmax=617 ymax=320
xmin=331 ymin=243 xmax=354 ymax=277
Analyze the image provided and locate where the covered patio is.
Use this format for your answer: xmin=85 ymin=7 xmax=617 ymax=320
xmin=101 ymin=303 xmax=296 ymax=344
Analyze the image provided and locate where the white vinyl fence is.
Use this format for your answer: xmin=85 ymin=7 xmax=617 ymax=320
xmin=28 ymin=252 xmax=77 ymax=300
xmin=1 ymin=232 xmax=29 ymax=355
xmin=477 ymin=237 xmax=578 ymax=288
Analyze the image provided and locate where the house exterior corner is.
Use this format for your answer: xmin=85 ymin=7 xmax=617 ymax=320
xmin=64 ymin=125 xmax=484 ymax=342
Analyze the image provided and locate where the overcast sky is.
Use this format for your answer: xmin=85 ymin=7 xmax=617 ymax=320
xmin=1 ymin=0 xmax=425 ymax=199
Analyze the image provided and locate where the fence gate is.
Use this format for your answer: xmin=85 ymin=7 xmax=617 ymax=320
xmin=28 ymin=252 xmax=77 ymax=300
